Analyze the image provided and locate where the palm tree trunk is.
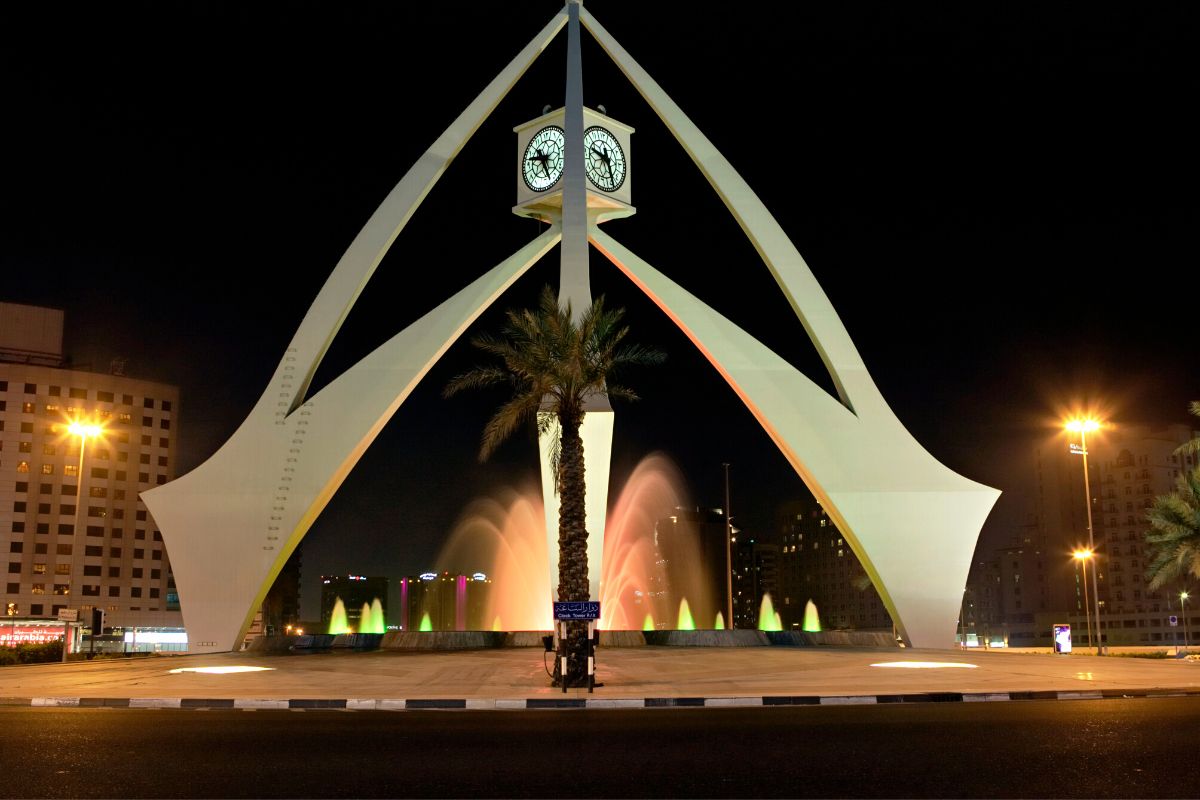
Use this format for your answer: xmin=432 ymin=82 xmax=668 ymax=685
xmin=554 ymin=407 xmax=589 ymax=686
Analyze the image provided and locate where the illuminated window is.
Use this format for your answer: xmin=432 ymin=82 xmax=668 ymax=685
xmin=53 ymin=584 xmax=70 ymax=595
xmin=16 ymin=462 xmax=30 ymax=474
xmin=31 ymin=584 xmax=45 ymax=595
xmin=22 ymin=402 xmax=35 ymax=413
xmin=41 ymin=463 xmax=53 ymax=475
xmin=118 ymin=413 xmax=132 ymax=424
xmin=63 ymin=465 xmax=78 ymax=477
xmin=18 ymin=442 xmax=31 ymax=453
xmin=89 ymin=487 xmax=107 ymax=498
xmin=32 ymin=564 xmax=46 ymax=574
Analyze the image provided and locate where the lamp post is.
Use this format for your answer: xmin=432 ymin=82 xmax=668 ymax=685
xmin=723 ymin=462 xmax=733 ymax=630
xmin=1182 ymin=591 xmax=1191 ymax=655
xmin=1066 ymin=418 xmax=1104 ymax=655
xmin=67 ymin=417 xmax=103 ymax=660
xmin=1073 ymin=549 xmax=1094 ymax=653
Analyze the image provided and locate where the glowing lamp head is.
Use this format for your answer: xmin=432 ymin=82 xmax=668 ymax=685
xmin=68 ymin=421 xmax=102 ymax=438
xmin=1065 ymin=418 xmax=1101 ymax=433
xmin=1182 ymin=592 xmax=1190 ymax=602
xmin=1072 ymin=549 xmax=1093 ymax=561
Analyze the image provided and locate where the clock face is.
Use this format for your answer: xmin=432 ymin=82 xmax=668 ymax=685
xmin=522 ymin=126 xmax=565 ymax=192
xmin=583 ymin=126 xmax=626 ymax=192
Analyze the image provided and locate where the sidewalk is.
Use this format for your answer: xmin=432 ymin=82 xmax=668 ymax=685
xmin=3 ymin=645 xmax=1200 ymax=709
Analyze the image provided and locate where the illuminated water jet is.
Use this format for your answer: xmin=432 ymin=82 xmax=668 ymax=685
xmin=358 ymin=598 xmax=385 ymax=634
xmin=328 ymin=598 xmax=350 ymax=635
xmin=419 ymin=612 xmax=432 ymax=632
xmin=436 ymin=487 xmax=551 ymax=630
xmin=676 ymin=598 xmax=695 ymax=631
xmin=714 ymin=611 xmax=725 ymax=630
xmin=432 ymin=453 xmax=718 ymax=631
xmin=803 ymin=599 xmax=822 ymax=632
xmin=757 ymin=594 xmax=783 ymax=632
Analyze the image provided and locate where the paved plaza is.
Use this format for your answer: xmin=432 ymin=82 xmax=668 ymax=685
xmin=2 ymin=646 xmax=1199 ymax=706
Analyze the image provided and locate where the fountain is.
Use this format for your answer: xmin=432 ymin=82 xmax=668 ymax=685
xmin=328 ymin=598 xmax=350 ymax=635
xmin=757 ymin=593 xmax=783 ymax=632
xmin=599 ymin=453 xmax=719 ymax=630
xmin=676 ymin=598 xmax=695 ymax=631
xmin=803 ymin=599 xmax=822 ymax=632
xmin=430 ymin=452 xmax=719 ymax=633
xmin=435 ymin=487 xmax=551 ymax=631
xmin=714 ymin=612 xmax=725 ymax=630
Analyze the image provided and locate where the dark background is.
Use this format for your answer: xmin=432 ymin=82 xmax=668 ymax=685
xmin=3 ymin=2 xmax=1197 ymax=619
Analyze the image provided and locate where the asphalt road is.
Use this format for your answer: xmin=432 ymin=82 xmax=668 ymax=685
xmin=3 ymin=699 xmax=1197 ymax=798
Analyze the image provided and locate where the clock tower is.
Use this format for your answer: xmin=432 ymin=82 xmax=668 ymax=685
xmin=513 ymin=106 xmax=635 ymax=224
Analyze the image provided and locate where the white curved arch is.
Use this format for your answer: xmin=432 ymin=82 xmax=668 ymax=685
xmin=141 ymin=10 xmax=567 ymax=654
xmin=580 ymin=8 xmax=1000 ymax=646
xmin=591 ymin=229 xmax=998 ymax=648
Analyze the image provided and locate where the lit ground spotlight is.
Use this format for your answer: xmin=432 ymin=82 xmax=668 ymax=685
xmin=168 ymin=666 xmax=277 ymax=675
xmin=869 ymin=661 xmax=978 ymax=669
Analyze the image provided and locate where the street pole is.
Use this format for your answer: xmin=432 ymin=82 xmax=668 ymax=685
xmin=1183 ymin=592 xmax=1191 ymax=655
xmin=723 ymin=463 xmax=733 ymax=630
xmin=1079 ymin=427 xmax=1103 ymax=656
xmin=1079 ymin=557 xmax=1093 ymax=652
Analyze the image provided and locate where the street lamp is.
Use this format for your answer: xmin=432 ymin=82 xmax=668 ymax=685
xmin=1072 ymin=549 xmax=1094 ymax=652
xmin=1182 ymin=591 xmax=1190 ymax=655
xmin=66 ymin=417 xmax=104 ymax=660
xmin=1066 ymin=418 xmax=1104 ymax=656
xmin=723 ymin=462 xmax=733 ymax=630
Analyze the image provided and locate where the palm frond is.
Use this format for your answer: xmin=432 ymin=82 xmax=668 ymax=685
xmin=1144 ymin=466 xmax=1200 ymax=589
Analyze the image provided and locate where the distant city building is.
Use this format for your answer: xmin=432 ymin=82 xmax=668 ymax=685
xmin=1093 ymin=424 xmax=1198 ymax=645
xmin=261 ymin=546 xmax=302 ymax=636
xmin=1 ymin=302 xmax=182 ymax=640
xmin=966 ymin=422 xmax=1199 ymax=648
xmin=732 ymin=537 xmax=777 ymax=630
xmin=398 ymin=572 xmax=491 ymax=631
xmin=775 ymin=500 xmax=892 ymax=632
xmin=319 ymin=575 xmax=388 ymax=628
xmin=653 ymin=507 xmax=728 ymax=629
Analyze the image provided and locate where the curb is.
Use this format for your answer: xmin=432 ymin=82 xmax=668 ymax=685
xmin=5 ymin=689 xmax=1200 ymax=710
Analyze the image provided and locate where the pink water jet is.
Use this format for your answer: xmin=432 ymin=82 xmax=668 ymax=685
xmin=435 ymin=487 xmax=551 ymax=631
xmin=600 ymin=453 xmax=716 ymax=630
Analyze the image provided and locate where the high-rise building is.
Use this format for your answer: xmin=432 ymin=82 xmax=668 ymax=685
xmin=261 ymin=546 xmax=302 ymax=636
xmin=1092 ymin=423 xmax=1198 ymax=645
xmin=732 ymin=537 xmax=777 ymax=630
xmin=1 ymin=302 xmax=182 ymax=640
xmin=653 ymin=507 xmax=728 ymax=630
xmin=968 ymin=422 xmax=1199 ymax=648
xmin=775 ymin=500 xmax=892 ymax=632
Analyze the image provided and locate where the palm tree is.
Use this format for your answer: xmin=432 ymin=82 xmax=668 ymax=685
xmin=1144 ymin=467 xmax=1200 ymax=591
xmin=445 ymin=285 xmax=663 ymax=685
xmin=1175 ymin=401 xmax=1200 ymax=457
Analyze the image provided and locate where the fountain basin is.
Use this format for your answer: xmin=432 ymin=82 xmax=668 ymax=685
xmin=380 ymin=631 xmax=508 ymax=650
xmin=643 ymin=629 xmax=769 ymax=647
xmin=766 ymin=630 xmax=899 ymax=647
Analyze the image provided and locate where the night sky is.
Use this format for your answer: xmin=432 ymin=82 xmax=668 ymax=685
xmin=4 ymin=3 xmax=1198 ymax=619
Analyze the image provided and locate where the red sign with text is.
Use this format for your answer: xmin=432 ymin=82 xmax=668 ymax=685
xmin=0 ymin=626 xmax=66 ymax=646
